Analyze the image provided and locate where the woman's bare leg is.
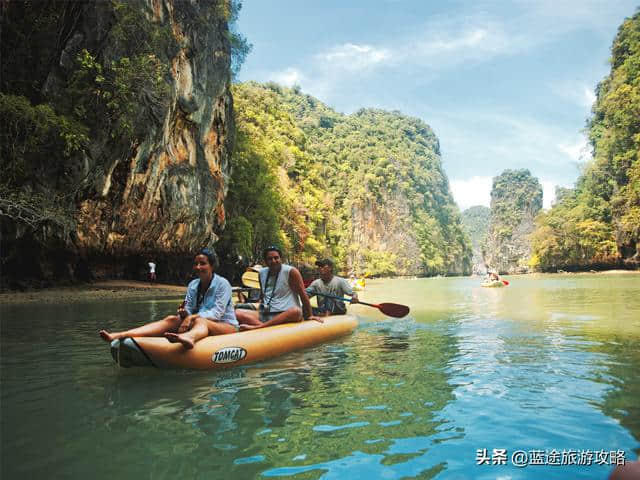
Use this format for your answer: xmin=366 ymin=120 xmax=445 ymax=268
xmin=99 ymin=315 xmax=182 ymax=342
xmin=235 ymin=309 xmax=261 ymax=326
xmin=239 ymin=307 xmax=302 ymax=331
xmin=165 ymin=317 xmax=237 ymax=349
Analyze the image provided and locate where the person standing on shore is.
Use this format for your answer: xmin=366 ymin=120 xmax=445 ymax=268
xmin=306 ymin=258 xmax=358 ymax=316
xmin=148 ymin=260 xmax=157 ymax=284
xmin=100 ymin=248 xmax=238 ymax=349
xmin=235 ymin=245 xmax=321 ymax=330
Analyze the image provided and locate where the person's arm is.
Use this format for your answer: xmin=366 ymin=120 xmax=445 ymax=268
xmin=177 ymin=281 xmax=197 ymax=332
xmin=340 ymin=277 xmax=358 ymax=303
xmin=183 ymin=281 xmax=196 ymax=316
xmin=350 ymin=291 xmax=359 ymax=303
xmin=198 ymin=277 xmax=233 ymax=320
xmin=305 ymin=281 xmax=318 ymax=298
xmin=289 ymin=267 xmax=321 ymax=322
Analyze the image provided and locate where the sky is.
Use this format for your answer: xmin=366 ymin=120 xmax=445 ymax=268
xmin=236 ymin=1 xmax=639 ymax=210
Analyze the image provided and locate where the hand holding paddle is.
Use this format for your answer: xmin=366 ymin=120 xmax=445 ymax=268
xmin=316 ymin=292 xmax=409 ymax=318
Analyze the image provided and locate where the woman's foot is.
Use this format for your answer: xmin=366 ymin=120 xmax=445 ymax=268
xmin=99 ymin=330 xmax=121 ymax=342
xmin=164 ymin=332 xmax=195 ymax=349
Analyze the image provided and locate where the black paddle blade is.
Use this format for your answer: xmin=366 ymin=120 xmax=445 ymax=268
xmin=378 ymin=303 xmax=410 ymax=318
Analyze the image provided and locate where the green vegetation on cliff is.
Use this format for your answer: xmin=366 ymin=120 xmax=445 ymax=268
xmin=1 ymin=1 xmax=245 ymax=287
xmin=220 ymin=83 xmax=331 ymax=263
xmin=485 ymin=169 xmax=542 ymax=274
xmin=461 ymin=206 xmax=491 ymax=273
xmin=531 ymin=10 xmax=640 ymax=271
xmin=226 ymin=82 xmax=471 ymax=276
xmin=462 ymin=206 xmax=491 ymax=247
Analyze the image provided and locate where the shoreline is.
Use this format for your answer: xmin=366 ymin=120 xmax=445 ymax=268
xmin=1 ymin=269 xmax=638 ymax=305
xmin=0 ymin=280 xmax=186 ymax=305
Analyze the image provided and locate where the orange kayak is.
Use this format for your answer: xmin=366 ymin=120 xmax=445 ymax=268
xmin=110 ymin=315 xmax=358 ymax=370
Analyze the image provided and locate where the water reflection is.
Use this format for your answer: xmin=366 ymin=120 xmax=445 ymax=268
xmin=1 ymin=274 xmax=639 ymax=479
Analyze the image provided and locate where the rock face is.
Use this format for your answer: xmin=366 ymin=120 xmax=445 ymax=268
xmin=267 ymin=87 xmax=472 ymax=277
xmin=229 ymin=83 xmax=472 ymax=277
xmin=3 ymin=1 xmax=234 ymax=285
xmin=484 ymin=169 xmax=542 ymax=274
xmin=349 ymin=191 xmax=423 ymax=275
xmin=461 ymin=205 xmax=491 ymax=275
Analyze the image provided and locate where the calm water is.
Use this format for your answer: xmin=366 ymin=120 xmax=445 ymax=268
xmin=1 ymin=274 xmax=639 ymax=479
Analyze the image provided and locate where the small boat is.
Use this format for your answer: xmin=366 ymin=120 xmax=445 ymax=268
xmin=109 ymin=315 xmax=358 ymax=370
xmin=481 ymin=280 xmax=506 ymax=288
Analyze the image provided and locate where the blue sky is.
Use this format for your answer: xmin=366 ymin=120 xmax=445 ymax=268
xmin=236 ymin=1 xmax=638 ymax=210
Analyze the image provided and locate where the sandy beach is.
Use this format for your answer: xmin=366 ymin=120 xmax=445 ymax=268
xmin=0 ymin=280 xmax=186 ymax=305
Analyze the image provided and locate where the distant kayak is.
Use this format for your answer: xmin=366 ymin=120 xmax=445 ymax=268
xmin=481 ymin=280 xmax=506 ymax=288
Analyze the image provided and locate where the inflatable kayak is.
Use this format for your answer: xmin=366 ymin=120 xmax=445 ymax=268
xmin=481 ymin=280 xmax=505 ymax=288
xmin=109 ymin=315 xmax=358 ymax=370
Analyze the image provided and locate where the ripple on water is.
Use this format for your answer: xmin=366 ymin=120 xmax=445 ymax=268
xmin=313 ymin=421 xmax=370 ymax=432
xmin=233 ymin=455 xmax=265 ymax=465
xmin=2 ymin=275 xmax=639 ymax=480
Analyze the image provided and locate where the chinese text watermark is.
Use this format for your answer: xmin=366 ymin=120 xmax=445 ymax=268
xmin=476 ymin=448 xmax=626 ymax=467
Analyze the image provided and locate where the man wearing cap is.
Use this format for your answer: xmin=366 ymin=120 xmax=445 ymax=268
xmin=306 ymin=259 xmax=359 ymax=316
xmin=236 ymin=246 xmax=321 ymax=330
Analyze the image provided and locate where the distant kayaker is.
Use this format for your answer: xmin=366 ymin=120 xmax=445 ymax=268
xmin=486 ymin=270 xmax=500 ymax=282
xmin=306 ymin=258 xmax=359 ymax=316
xmin=99 ymin=248 xmax=238 ymax=349
xmin=236 ymin=245 xmax=321 ymax=330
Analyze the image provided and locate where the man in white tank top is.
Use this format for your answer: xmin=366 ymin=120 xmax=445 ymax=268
xmin=236 ymin=246 xmax=321 ymax=330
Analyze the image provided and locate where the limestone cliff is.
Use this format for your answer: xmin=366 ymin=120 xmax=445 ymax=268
xmin=229 ymin=83 xmax=472 ymax=277
xmin=461 ymin=205 xmax=491 ymax=275
xmin=484 ymin=169 xmax=542 ymax=274
xmin=1 ymin=1 xmax=234 ymax=286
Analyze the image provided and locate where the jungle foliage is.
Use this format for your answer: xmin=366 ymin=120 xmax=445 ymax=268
xmin=226 ymin=82 xmax=471 ymax=276
xmin=461 ymin=205 xmax=491 ymax=271
xmin=531 ymin=10 xmax=640 ymax=271
xmin=0 ymin=1 xmax=175 ymax=230
xmin=1 ymin=1 xmax=247 ymax=231
xmin=462 ymin=206 xmax=491 ymax=250
xmin=489 ymin=169 xmax=543 ymax=242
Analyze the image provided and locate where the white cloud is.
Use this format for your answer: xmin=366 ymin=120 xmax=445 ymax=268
xmin=450 ymin=176 xmax=570 ymax=212
xmin=438 ymin=109 xmax=589 ymax=170
xmin=541 ymin=179 xmax=574 ymax=209
xmin=317 ymin=43 xmax=392 ymax=71
xmin=268 ymin=67 xmax=304 ymax=87
xmin=315 ymin=20 xmax=521 ymax=74
xmin=414 ymin=27 xmax=491 ymax=54
xmin=300 ymin=16 xmax=525 ymax=86
xmin=541 ymin=180 xmax=557 ymax=209
xmin=449 ymin=176 xmax=493 ymax=210
xmin=557 ymin=135 xmax=591 ymax=163
xmin=548 ymin=81 xmax=598 ymax=109
xmin=582 ymin=85 xmax=597 ymax=108
xmin=410 ymin=22 xmax=524 ymax=64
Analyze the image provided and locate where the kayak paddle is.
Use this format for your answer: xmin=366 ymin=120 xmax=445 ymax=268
xmin=316 ymin=293 xmax=409 ymax=318
xmin=502 ymin=279 xmax=509 ymax=286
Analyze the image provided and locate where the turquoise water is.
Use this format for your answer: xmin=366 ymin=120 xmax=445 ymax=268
xmin=1 ymin=274 xmax=639 ymax=479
